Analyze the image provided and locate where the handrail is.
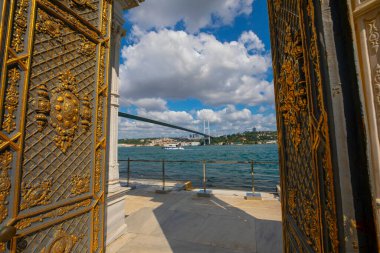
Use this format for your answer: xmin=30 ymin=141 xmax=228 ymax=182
xmin=119 ymin=158 xmax=279 ymax=194
xmin=119 ymin=159 xmax=279 ymax=164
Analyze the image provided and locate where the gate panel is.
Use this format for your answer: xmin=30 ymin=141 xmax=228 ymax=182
xmin=268 ymin=0 xmax=339 ymax=252
xmin=0 ymin=0 xmax=112 ymax=252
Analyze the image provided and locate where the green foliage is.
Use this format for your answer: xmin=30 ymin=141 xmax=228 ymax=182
xmin=211 ymin=131 xmax=277 ymax=145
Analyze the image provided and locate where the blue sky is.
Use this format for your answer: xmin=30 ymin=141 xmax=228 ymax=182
xmin=118 ymin=0 xmax=275 ymax=138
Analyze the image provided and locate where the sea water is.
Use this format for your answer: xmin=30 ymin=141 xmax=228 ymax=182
xmin=118 ymin=144 xmax=279 ymax=192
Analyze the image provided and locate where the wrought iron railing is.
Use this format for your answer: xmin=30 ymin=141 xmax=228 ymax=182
xmin=118 ymin=158 xmax=280 ymax=193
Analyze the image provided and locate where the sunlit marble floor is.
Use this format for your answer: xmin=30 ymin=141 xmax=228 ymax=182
xmin=106 ymin=182 xmax=282 ymax=253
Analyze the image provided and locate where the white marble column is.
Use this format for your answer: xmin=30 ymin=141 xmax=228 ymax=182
xmin=106 ymin=0 xmax=143 ymax=246
xmin=107 ymin=3 xmax=124 ymax=193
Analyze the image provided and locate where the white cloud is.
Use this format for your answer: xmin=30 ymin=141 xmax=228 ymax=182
xmin=197 ymin=105 xmax=276 ymax=134
xmin=120 ymin=29 xmax=273 ymax=107
xmin=239 ymin=31 xmax=265 ymax=52
xmin=123 ymin=98 xmax=168 ymax=111
xmin=137 ymin=109 xmax=195 ymax=125
xmin=126 ymin=0 xmax=254 ymax=33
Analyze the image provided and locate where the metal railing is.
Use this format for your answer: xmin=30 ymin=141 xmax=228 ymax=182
xmin=119 ymin=158 xmax=279 ymax=193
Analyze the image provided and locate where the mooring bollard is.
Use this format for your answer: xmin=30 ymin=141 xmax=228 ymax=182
xmin=162 ymin=159 xmax=165 ymax=191
xmin=251 ymin=160 xmax=254 ymax=193
xmin=203 ymin=160 xmax=206 ymax=193
xmin=244 ymin=160 xmax=261 ymax=200
xmin=127 ymin=157 xmax=131 ymax=187
xmin=197 ymin=160 xmax=210 ymax=197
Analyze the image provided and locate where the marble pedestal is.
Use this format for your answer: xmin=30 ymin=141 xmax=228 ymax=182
xmin=244 ymin=192 xmax=262 ymax=200
xmin=197 ymin=189 xmax=212 ymax=197
xmin=106 ymin=186 xmax=129 ymax=246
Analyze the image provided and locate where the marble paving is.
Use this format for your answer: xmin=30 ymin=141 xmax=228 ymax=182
xmin=106 ymin=183 xmax=282 ymax=253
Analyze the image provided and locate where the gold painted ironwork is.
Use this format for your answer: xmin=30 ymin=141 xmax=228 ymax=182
xmin=92 ymin=204 xmax=100 ymax=251
xmin=0 ymin=0 xmax=112 ymax=251
xmin=278 ymin=26 xmax=306 ymax=151
xmin=71 ymin=174 xmax=90 ymax=196
xmin=0 ymin=151 xmax=12 ymax=224
xmin=78 ymin=36 xmax=96 ymax=57
xmin=50 ymin=71 xmax=81 ymax=153
xmin=21 ymin=178 xmax=53 ymax=210
xmin=15 ymin=199 xmax=91 ymax=230
xmin=40 ymin=226 xmax=81 ymax=253
xmin=268 ymin=0 xmax=339 ymax=252
xmin=2 ymin=68 xmax=21 ymax=134
xmin=69 ymin=0 xmax=96 ymax=11
xmin=36 ymin=9 xmax=64 ymax=42
xmin=34 ymin=70 xmax=93 ymax=153
xmin=11 ymin=0 xmax=29 ymax=53
xmin=35 ymin=84 xmax=51 ymax=131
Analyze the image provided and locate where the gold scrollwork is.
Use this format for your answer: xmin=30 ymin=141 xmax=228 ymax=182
xmin=70 ymin=174 xmax=90 ymax=196
xmin=78 ymin=36 xmax=96 ymax=57
xmin=2 ymin=68 xmax=21 ymax=134
xmin=38 ymin=0 xmax=98 ymax=40
xmin=15 ymin=199 xmax=91 ymax=230
xmin=34 ymin=71 xmax=92 ymax=152
xmin=36 ymin=9 xmax=64 ymax=42
xmin=51 ymin=71 xmax=81 ymax=153
xmin=96 ymin=95 xmax=104 ymax=140
xmin=288 ymin=189 xmax=296 ymax=215
xmin=81 ymin=95 xmax=92 ymax=130
xmin=12 ymin=0 xmax=29 ymax=52
xmin=35 ymin=84 xmax=51 ymax=131
xmin=21 ymin=178 xmax=52 ymax=210
xmin=40 ymin=226 xmax=81 ymax=253
xmin=273 ymin=0 xmax=281 ymax=13
xmin=278 ymin=26 xmax=307 ymax=151
xmin=93 ymin=205 xmax=100 ymax=251
xmin=69 ymin=0 xmax=96 ymax=10
xmin=101 ymin=0 xmax=109 ymax=36
xmin=94 ymin=149 xmax=101 ymax=193
xmin=34 ymin=70 xmax=92 ymax=152
xmin=0 ymin=151 xmax=12 ymax=223
xmin=307 ymin=1 xmax=339 ymax=251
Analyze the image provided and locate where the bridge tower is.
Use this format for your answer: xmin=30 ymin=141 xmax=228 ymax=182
xmin=203 ymin=120 xmax=211 ymax=145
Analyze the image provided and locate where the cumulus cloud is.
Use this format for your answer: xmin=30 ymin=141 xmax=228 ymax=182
xmin=126 ymin=0 xmax=254 ymax=33
xmin=239 ymin=31 xmax=265 ymax=52
xmin=118 ymin=105 xmax=276 ymax=138
xmin=197 ymin=105 xmax=276 ymax=133
xmin=137 ymin=109 xmax=195 ymax=125
xmin=123 ymin=98 xmax=168 ymax=111
xmin=120 ymin=29 xmax=273 ymax=107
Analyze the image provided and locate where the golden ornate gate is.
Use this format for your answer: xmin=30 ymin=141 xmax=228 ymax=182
xmin=268 ymin=0 xmax=340 ymax=252
xmin=0 ymin=0 xmax=112 ymax=251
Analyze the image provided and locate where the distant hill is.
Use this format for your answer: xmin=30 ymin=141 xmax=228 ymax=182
xmin=118 ymin=131 xmax=278 ymax=146
xmin=211 ymin=131 xmax=277 ymax=145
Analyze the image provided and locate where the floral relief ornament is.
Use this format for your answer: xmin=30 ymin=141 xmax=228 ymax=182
xmin=69 ymin=0 xmax=96 ymax=10
xmin=278 ymin=26 xmax=307 ymax=151
xmin=35 ymin=70 xmax=92 ymax=153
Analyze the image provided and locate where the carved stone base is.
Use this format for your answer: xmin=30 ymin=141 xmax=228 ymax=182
xmin=105 ymin=187 xmax=128 ymax=246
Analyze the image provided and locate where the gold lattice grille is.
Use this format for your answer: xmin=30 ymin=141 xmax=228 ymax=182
xmin=268 ymin=0 xmax=339 ymax=252
xmin=0 ymin=0 xmax=112 ymax=251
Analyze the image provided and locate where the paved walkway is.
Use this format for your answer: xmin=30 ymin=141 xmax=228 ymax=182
xmin=107 ymin=182 xmax=282 ymax=253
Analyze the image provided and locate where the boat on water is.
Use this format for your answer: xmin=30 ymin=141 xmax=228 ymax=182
xmin=163 ymin=144 xmax=184 ymax=150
